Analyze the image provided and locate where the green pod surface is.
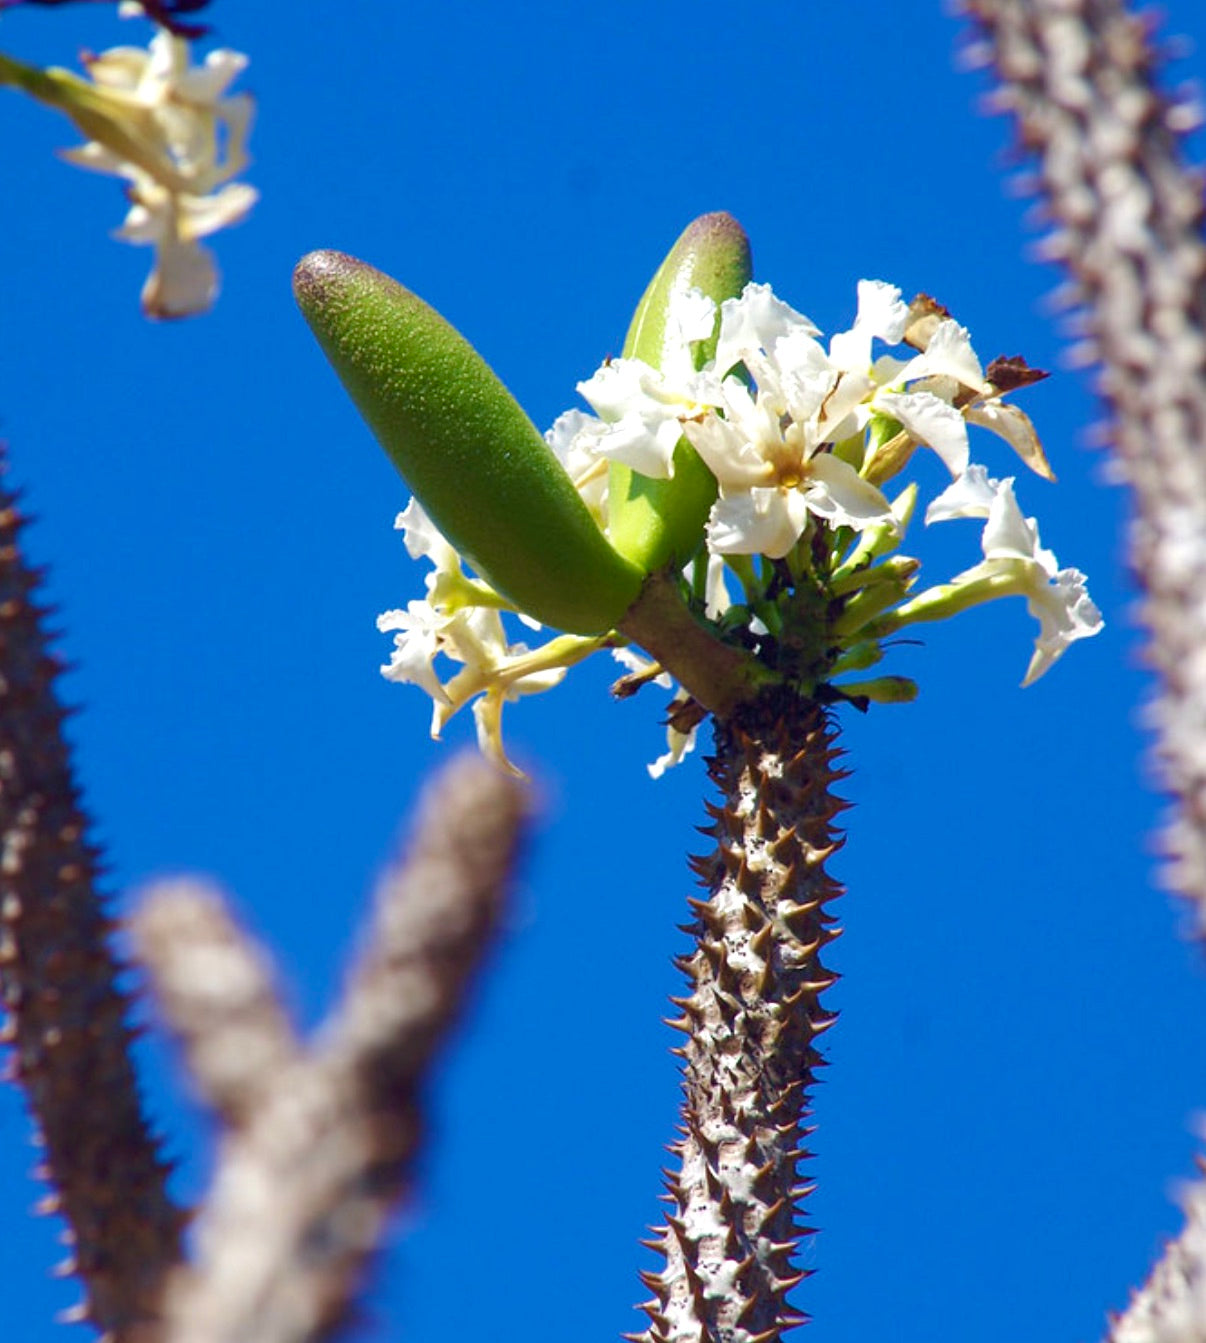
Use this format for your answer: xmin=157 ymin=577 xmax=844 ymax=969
xmin=294 ymin=250 xmax=643 ymax=634
xmin=609 ymin=212 xmax=752 ymax=573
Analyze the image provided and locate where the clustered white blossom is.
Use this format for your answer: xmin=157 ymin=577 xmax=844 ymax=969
xmin=60 ymin=4 xmax=255 ymax=316
xmin=377 ymin=278 xmax=1103 ymax=774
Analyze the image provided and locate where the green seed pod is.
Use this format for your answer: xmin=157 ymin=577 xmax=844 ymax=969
xmin=294 ymin=250 xmax=643 ymax=634
xmin=608 ymin=212 xmax=753 ymax=573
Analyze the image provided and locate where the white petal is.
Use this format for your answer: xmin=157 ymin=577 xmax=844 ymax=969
xmin=802 ymin=453 xmax=895 ymax=531
xmin=901 ymin=319 xmax=985 ymax=391
xmin=925 ymin=463 xmax=1001 ymax=524
xmin=1021 ymin=567 xmax=1105 ymax=685
xmin=858 ymin=280 xmax=909 ymax=341
xmin=589 ymin=411 xmax=679 ymax=478
xmin=703 ymin=553 xmax=732 ymax=619
xmin=60 ymin=142 xmax=132 ymax=179
xmin=178 ymin=183 xmax=257 ymax=239
xmin=396 ymin=497 xmax=458 ymax=570
xmin=683 ymin=407 xmax=770 ymax=491
xmin=176 ymin=49 xmax=250 ymax=105
xmin=875 ymin=390 xmax=970 ymax=476
xmin=829 ymin=280 xmax=908 ymax=370
xmin=714 ymin=282 xmax=819 ymax=375
xmin=965 ymin=400 xmax=1056 ymax=481
xmin=707 ymin=487 xmax=812 ymax=558
xmin=545 ymin=408 xmax=597 ymax=463
xmin=577 ymin=358 xmax=653 ymax=420
xmin=648 ymin=715 xmax=699 ymax=779
xmin=980 ymin=479 xmax=1054 ymax=570
xmin=377 ymin=603 xmax=450 ymax=702
xmin=82 ymin=45 xmax=149 ymax=92
xmin=140 ymin=236 xmax=218 ymax=318
xmin=668 ymin=285 xmax=717 ymax=346
xmin=815 ymin=370 xmax=873 ymax=441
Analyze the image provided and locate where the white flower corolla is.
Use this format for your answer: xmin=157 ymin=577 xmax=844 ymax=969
xmin=574 ymin=286 xmax=722 ymax=479
xmin=378 ymin=600 xmax=568 ymax=772
xmin=56 ymin=24 xmax=256 ymax=316
xmin=926 ymin=469 xmax=1103 ymax=684
xmin=683 ymin=351 xmax=895 ymax=558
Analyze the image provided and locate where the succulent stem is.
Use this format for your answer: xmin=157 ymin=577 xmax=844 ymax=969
xmin=633 ymin=690 xmax=846 ymax=1342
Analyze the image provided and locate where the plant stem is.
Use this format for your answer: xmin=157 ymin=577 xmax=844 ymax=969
xmin=633 ymin=690 xmax=845 ymax=1342
xmin=0 ymin=451 xmax=186 ymax=1338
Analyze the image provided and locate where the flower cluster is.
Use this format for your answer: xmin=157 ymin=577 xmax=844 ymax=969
xmin=377 ymin=278 xmax=1102 ymax=773
xmin=1 ymin=3 xmax=255 ymax=316
xmin=69 ymin=6 xmax=255 ymax=316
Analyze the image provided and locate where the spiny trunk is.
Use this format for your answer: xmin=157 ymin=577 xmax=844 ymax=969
xmin=634 ymin=691 xmax=846 ymax=1343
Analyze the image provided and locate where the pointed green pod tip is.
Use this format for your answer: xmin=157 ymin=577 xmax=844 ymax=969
xmin=623 ymin=212 xmax=752 ymax=369
xmin=293 ymin=250 xmax=643 ymax=634
xmin=609 ymin=213 xmax=752 ymax=573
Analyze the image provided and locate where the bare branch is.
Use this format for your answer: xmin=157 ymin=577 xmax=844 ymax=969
xmin=0 ymin=452 xmax=185 ymax=1340
xmin=958 ymin=2 xmax=1206 ymax=1337
xmin=150 ymin=756 xmax=528 ymax=1343
xmin=1108 ymin=1170 xmax=1206 ymax=1341
xmin=960 ymin=0 xmax=1206 ymax=908
xmin=130 ymin=881 xmax=302 ymax=1126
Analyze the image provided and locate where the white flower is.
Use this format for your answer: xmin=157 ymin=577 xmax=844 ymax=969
xmin=928 ymin=470 xmax=1103 ymax=684
xmin=108 ymin=177 xmax=255 ymax=317
xmin=56 ymin=24 xmax=256 ymax=316
xmin=376 ymin=601 xmax=451 ymax=704
xmin=377 ymin=599 xmax=566 ymax=772
xmin=574 ymin=286 xmax=722 ymax=479
xmin=683 ymin=328 xmax=895 ymax=558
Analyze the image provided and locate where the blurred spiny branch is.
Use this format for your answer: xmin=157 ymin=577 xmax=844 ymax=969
xmin=137 ymin=756 xmax=526 ymax=1343
xmin=0 ymin=453 xmax=187 ymax=1340
xmin=961 ymin=0 xmax=1206 ymax=1337
xmin=0 ymin=443 xmax=528 ymax=1342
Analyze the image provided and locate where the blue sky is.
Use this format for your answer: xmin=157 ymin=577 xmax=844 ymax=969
xmin=3 ymin=2 xmax=1206 ymax=1339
